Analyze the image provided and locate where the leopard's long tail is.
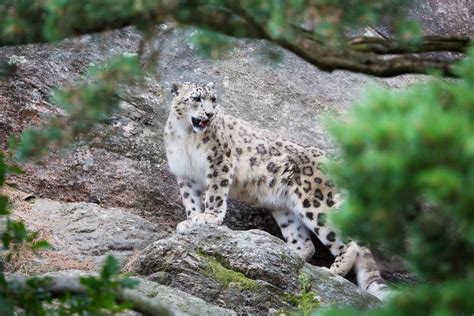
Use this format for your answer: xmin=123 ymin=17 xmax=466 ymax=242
xmin=354 ymin=246 xmax=392 ymax=301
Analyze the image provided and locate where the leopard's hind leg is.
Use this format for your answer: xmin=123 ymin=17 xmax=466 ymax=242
xmin=290 ymin=193 xmax=358 ymax=276
xmin=272 ymin=208 xmax=315 ymax=261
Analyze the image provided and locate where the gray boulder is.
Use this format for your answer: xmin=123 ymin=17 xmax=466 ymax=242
xmin=12 ymin=196 xmax=168 ymax=270
xmin=125 ymin=226 xmax=380 ymax=315
xmin=8 ymin=190 xmax=376 ymax=314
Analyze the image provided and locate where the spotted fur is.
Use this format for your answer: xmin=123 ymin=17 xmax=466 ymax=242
xmin=164 ymin=82 xmax=390 ymax=301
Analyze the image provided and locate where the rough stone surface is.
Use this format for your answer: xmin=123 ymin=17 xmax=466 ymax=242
xmin=1 ymin=0 xmax=467 ymax=293
xmin=7 ymin=187 xmax=168 ymax=271
xmin=135 ymin=278 xmax=237 ymax=316
xmin=0 ymin=23 xmax=414 ymax=281
xmin=410 ymin=0 xmax=473 ymax=39
xmin=125 ymin=226 xmax=380 ymax=315
xmin=41 ymin=270 xmax=237 ymax=316
xmin=33 ymin=199 xmax=168 ymax=267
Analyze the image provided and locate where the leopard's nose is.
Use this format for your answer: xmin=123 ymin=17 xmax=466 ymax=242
xmin=206 ymin=112 xmax=214 ymax=119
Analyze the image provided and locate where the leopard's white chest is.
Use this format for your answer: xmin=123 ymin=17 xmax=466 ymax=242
xmin=165 ymin=128 xmax=208 ymax=185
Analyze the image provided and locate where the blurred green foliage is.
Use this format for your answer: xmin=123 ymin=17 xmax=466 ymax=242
xmin=1 ymin=254 xmax=138 ymax=315
xmin=57 ymin=256 xmax=139 ymax=315
xmin=1 ymin=0 xmax=468 ymax=76
xmin=0 ymin=154 xmax=140 ymax=315
xmin=0 ymin=0 xmax=421 ymax=59
xmin=0 ymin=0 xmax=154 ymax=43
xmin=322 ymin=49 xmax=474 ymax=315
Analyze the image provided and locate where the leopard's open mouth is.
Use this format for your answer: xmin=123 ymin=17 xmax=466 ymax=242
xmin=192 ymin=117 xmax=209 ymax=130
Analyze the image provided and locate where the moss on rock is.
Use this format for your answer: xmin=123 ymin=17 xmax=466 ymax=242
xmin=197 ymin=250 xmax=257 ymax=292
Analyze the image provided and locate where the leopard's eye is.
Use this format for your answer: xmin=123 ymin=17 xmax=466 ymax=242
xmin=193 ymin=96 xmax=201 ymax=102
xmin=211 ymin=96 xmax=216 ymax=103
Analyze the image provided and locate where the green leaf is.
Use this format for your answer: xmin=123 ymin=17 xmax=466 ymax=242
xmin=2 ymin=232 xmax=12 ymax=249
xmin=119 ymin=277 xmax=139 ymax=289
xmin=6 ymin=165 xmax=23 ymax=175
xmin=0 ymin=296 xmax=15 ymax=316
xmin=0 ymin=196 xmax=9 ymax=215
xmin=0 ymin=153 xmax=5 ymax=185
xmin=10 ymin=220 xmax=28 ymax=243
xmin=31 ymin=240 xmax=50 ymax=251
xmin=100 ymin=255 xmax=120 ymax=280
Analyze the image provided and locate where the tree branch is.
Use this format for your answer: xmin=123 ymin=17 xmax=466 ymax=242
xmin=275 ymin=34 xmax=457 ymax=77
xmin=348 ymin=36 xmax=470 ymax=54
xmin=0 ymin=1 xmax=471 ymax=78
xmin=211 ymin=4 xmax=465 ymax=77
xmin=6 ymin=275 xmax=175 ymax=316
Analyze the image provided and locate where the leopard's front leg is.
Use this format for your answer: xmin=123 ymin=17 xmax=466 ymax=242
xmin=177 ymin=177 xmax=204 ymax=219
xmin=177 ymin=151 xmax=233 ymax=233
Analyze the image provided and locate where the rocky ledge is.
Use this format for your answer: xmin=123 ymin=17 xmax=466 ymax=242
xmin=125 ymin=226 xmax=380 ymax=314
xmin=6 ymin=189 xmax=378 ymax=315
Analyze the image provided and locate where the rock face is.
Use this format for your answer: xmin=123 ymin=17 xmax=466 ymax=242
xmin=0 ymin=4 xmax=470 ymax=222
xmin=6 ymin=187 xmax=168 ymax=273
xmin=125 ymin=226 xmax=379 ymax=315
xmin=134 ymin=278 xmax=237 ymax=316
xmin=0 ymin=24 xmax=421 ymax=267
xmin=0 ymin=23 xmax=417 ymax=280
xmin=137 ymin=278 xmax=237 ymax=316
xmin=30 ymin=199 xmax=168 ymax=268
xmin=6 ymin=187 xmax=378 ymax=314
xmin=410 ymin=0 xmax=473 ymax=39
xmin=0 ymin=1 xmax=468 ymax=313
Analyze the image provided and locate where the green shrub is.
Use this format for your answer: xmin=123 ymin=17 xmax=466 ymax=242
xmin=320 ymin=49 xmax=474 ymax=316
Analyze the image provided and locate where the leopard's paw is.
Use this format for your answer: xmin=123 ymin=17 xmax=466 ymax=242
xmin=191 ymin=213 xmax=221 ymax=226
xmin=176 ymin=219 xmax=194 ymax=234
xmin=319 ymin=266 xmax=332 ymax=274
xmin=176 ymin=213 xmax=221 ymax=234
xmin=329 ymin=241 xmax=359 ymax=276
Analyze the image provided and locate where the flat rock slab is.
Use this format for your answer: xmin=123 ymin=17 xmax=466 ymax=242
xmin=7 ymin=188 xmax=168 ymax=272
xmin=32 ymin=199 xmax=168 ymax=268
xmin=125 ymin=226 xmax=379 ymax=315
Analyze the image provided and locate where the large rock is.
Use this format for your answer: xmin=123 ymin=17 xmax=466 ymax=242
xmin=124 ymin=226 xmax=380 ymax=315
xmin=6 ymin=188 xmax=167 ymax=272
xmin=6 ymin=187 xmax=377 ymax=314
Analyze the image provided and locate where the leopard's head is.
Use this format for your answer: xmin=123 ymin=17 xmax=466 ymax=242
xmin=170 ymin=82 xmax=218 ymax=134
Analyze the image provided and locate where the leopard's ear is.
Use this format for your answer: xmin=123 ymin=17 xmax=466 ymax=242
xmin=206 ymin=82 xmax=215 ymax=89
xmin=171 ymin=83 xmax=182 ymax=96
